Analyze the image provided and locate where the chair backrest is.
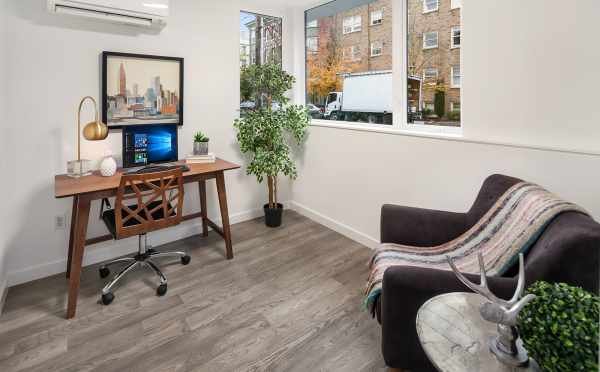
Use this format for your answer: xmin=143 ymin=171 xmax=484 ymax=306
xmin=114 ymin=168 xmax=184 ymax=239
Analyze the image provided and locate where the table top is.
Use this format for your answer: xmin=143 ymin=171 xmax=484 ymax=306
xmin=55 ymin=158 xmax=240 ymax=198
xmin=416 ymin=292 xmax=538 ymax=372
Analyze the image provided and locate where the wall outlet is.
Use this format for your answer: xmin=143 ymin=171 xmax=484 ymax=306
xmin=55 ymin=215 xmax=67 ymax=230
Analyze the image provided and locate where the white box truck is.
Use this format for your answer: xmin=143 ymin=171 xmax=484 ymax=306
xmin=324 ymin=70 xmax=393 ymax=124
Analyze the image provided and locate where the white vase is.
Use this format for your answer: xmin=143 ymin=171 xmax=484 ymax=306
xmin=100 ymin=156 xmax=117 ymax=177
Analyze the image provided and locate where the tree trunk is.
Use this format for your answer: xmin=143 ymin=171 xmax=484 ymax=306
xmin=267 ymin=176 xmax=275 ymax=208
xmin=255 ymin=16 xmax=262 ymax=66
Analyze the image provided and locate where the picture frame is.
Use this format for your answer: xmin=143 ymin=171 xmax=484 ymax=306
xmin=102 ymin=51 xmax=184 ymax=129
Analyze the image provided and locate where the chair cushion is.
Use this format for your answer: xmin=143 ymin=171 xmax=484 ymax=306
xmin=102 ymin=200 xmax=175 ymax=238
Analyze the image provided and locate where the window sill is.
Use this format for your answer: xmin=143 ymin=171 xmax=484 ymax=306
xmin=422 ymin=9 xmax=439 ymax=14
xmin=423 ymin=45 xmax=438 ymax=50
xmin=308 ymin=119 xmax=600 ymax=156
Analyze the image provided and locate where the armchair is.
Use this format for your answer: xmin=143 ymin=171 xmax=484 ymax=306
xmin=377 ymin=174 xmax=600 ymax=371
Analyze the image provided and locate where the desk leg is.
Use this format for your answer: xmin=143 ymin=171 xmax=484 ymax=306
xmin=66 ymin=196 xmax=91 ymax=319
xmin=215 ymin=171 xmax=233 ymax=259
xmin=198 ymin=180 xmax=209 ymax=237
xmin=66 ymin=196 xmax=79 ymax=278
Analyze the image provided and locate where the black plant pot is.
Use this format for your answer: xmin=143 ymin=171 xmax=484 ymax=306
xmin=264 ymin=203 xmax=283 ymax=228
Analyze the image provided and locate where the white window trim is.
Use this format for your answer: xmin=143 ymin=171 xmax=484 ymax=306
xmin=450 ymin=26 xmax=460 ymax=49
xmin=422 ymin=0 xmax=439 ymax=13
xmin=423 ymin=67 xmax=438 ymax=81
xmin=451 ymin=0 xmax=462 ymax=10
xmin=343 ymin=15 xmax=362 ymax=34
xmin=370 ymin=41 xmax=383 ymax=57
xmin=423 ymin=31 xmax=438 ymax=49
xmin=451 ymin=65 xmax=461 ymax=88
xmin=370 ymin=9 xmax=383 ymax=26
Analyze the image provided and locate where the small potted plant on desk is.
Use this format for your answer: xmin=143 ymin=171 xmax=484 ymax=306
xmin=234 ymin=63 xmax=310 ymax=227
xmin=193 ymin=131 xmax=209 ymax=155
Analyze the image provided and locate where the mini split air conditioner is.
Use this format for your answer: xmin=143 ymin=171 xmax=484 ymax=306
xmin=47 ymin=0 xmax=169 ymax=28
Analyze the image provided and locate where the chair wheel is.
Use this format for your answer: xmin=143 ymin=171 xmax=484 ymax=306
xmin=99 ymin=267 xmax=110 ymax=278
xmin=101 ymin=292 xmax=114 ymax=305
xmin=181 ymin=255 xmax=191 ymax=265
xmin=156 ymin=283 xmax=168 ymax=296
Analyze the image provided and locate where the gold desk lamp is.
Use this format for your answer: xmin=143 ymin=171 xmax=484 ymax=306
xmin=67 ymin=96 xmax=109 ymax=178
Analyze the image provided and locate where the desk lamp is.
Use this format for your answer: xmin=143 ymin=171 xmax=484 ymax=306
xmin=67 ymin=96 xmax=109 ymax=177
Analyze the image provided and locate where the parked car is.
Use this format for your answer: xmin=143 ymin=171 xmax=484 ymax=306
xmin=307 ymin=104 xmax=322 ymax=118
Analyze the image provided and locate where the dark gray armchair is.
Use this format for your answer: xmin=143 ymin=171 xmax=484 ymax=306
xmin=376 ymin=174 xmax=600 ymax=371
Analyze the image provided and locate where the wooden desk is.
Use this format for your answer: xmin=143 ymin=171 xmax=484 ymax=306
xmin=55 ymin=158 xmax=240 ymax=319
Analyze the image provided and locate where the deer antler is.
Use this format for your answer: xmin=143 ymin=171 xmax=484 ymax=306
xmin=447 ymin=252 xmax=508 ymax=307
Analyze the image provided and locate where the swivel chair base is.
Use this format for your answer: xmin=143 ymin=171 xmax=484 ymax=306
xmin=99 ymin=234 xmax=190 ymax=305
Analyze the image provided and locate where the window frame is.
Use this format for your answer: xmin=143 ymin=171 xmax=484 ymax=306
xmin=370 ymin=9 xmax=383 ymax=26
xmin=451 ymin=26 xmax=461 ymax=49
xmin=451 ymin=65 xmax=461 ymax=88
xmin=423 ymin=0 xmax=439 ymax=13
xmin=343 ymin=15 xmax=362 ymax=34
xmin=423 ymin=67 xmax=438 ymax=81
xmin=302 ymin=0 xmax=463 ymax=137
xmin=422 ymin=31 xmax=438 ymax=49
xmin=451 ymin=0 xmax=462 ymax=10
xmin=370 ymin=41 xmax=383 ymax=57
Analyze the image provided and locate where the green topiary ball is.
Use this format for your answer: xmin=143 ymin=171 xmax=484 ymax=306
xmin=518 ymin=281 xmax=599 ymax=372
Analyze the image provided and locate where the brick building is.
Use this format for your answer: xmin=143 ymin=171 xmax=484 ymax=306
xmin=306 ymin=0 xmax=461 ymax=122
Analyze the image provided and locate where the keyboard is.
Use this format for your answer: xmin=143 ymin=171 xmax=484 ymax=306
xmin=124 ymin=164 xmax=190 ymax=175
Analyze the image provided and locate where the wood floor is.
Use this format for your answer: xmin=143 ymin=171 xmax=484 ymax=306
xmin=0 ymin=211 xmax=386 ymax=372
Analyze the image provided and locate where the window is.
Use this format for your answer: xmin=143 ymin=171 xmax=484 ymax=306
xmin=451 ymin=26 xmax=461 ymax=48
xmin=305 ymin=0 xmax=393 ymax=125
xmin=423 ymin=31 xmax=438 ymax=49
xmin=423 ymin=0 xmax=438 ymax=13
xmin=307 ymin=19 xmax=318 ymax=28
xmin=424 ymin=102 xmax=434 ymax=111
xmin=344 ymin=45 xmax=361 ymax=61
xmin=343 ymin=15 xmax=362 ymax=34
xmin=371 ymin=41 xmax=383 ymax=57
xmin=451 ymin=65 xmax=461 ymax=88
xmin=370 ymin=9 xmax=383 ymax=25
xmin=451 ymin=0 xmax=462 ymax=9
xmin=307 ymin=37 xmax=318 ymax=53
xmin=239 ymin=11 xmax=282 ymax=111
xmin=423 ymin=67 xmax=438 ymax=81
xmin=450 ymin=102 xmax=461 ymax=112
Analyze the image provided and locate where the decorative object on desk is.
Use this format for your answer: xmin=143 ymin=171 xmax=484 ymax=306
xmin=102 ymin=52 xmax=184 ymax=128
xmin=193 ymin=131 xmax=209 ymax=155
xmin=517 ymin=281 xmax=599 ymax=372
xmin=100 ymin=154 xmax=117 ymax=177
xmin=234 ymin=63 xmax=310 ymax=227
xmin=448 ymin=253 xmax=538 ymax=369
xmin=67 ymin=96 xmax=109 ymax=178
xmin=185 ymin=153 xmax=215 ymax=164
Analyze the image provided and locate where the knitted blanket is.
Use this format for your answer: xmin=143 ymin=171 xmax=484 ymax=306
xmin=365 ymin=182 xmax=588 ymax=313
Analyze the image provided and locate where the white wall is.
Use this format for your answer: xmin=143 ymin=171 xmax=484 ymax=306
xmin=289 ymin=0 xmax=600 ymax=247
xmin=2 ymin=0 xmax=295 ymax=285
xmin=0 ymin=0 xmax=10 ymax=304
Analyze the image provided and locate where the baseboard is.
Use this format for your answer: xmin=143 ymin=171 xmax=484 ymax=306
xmin=6 ymin=206 xmax=265 ymax=287
xmin=288 ymin=201 xmax=379 ymax=249
xmin=0 ymin=277 xmax=7 ymax=315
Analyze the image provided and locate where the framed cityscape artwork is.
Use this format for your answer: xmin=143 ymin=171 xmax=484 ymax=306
xmin=102 ymin=52 xmax=184 ymax=128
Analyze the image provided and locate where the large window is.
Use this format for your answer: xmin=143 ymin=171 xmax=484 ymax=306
xmin=305 ymin=0 xmax=461 ymax=130
xmin=239 ymin=11 xmax=282 ymax=112
xmin=305 ymin=0 xmax=393 ymax=125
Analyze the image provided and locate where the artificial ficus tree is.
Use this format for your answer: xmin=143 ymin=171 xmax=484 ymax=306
xmin=235 ymin=63 xmax=310 ymax=209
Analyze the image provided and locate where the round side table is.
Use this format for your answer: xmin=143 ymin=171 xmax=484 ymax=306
xmin=416 ymin=292 xmax=539 ymax=372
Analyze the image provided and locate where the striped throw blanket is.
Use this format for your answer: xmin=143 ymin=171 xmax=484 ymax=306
xmin=365 ymin=182 xmax=588 ymax=313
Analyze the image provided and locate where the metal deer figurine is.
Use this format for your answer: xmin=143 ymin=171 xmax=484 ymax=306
xmin=447 ymin=253 xmax=538 ymax=368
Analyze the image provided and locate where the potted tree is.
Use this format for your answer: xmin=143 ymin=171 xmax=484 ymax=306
xmin=234 ymin=63 xmax=310 ymax=227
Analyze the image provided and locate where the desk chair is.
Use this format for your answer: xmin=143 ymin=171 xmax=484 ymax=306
xmin=99 ymin=168 xmax=191 ymax=305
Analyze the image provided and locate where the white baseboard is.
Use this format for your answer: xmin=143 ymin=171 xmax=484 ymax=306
xmin=288 ymin=201 xmax=379 ymax=249
xmin=0 ymin=277 xmax=7 ymax=315
xmin=6 ymin=206 xmax=265 ymax=287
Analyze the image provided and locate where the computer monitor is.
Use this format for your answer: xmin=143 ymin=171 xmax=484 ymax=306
xmin=122 ymin=124 xmax=178 ymax=168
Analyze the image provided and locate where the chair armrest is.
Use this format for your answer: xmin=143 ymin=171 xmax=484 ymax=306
xmin=380 ymin=266 xmax=516 ymax=370
xmin=381 ymin=204 xmax=468 ymax=247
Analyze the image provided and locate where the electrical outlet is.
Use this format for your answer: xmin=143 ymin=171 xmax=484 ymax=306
xmin=55 ymin=215 xmax=67 ymax=230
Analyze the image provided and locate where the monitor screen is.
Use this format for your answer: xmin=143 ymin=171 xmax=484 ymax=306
xmin=122 ymin=124 xmax=178 ymax=168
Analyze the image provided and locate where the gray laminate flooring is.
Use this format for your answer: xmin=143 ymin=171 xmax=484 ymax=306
xmin=0 ymin=211 xmax=386 ymax=372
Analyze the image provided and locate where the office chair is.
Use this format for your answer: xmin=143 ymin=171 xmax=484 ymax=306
xmin=99 ymin=168 xmax=190 ymax=305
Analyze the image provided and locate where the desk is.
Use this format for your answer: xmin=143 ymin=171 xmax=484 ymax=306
xmin=55 ymin=158 xmax=240 ymax=319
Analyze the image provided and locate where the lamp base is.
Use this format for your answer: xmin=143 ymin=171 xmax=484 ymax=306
xmin=67 ymin=159 xmax=92 ymax=178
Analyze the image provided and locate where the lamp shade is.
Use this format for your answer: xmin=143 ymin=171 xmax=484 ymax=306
xmin=83 ymin=120 xmax=109 ymax=141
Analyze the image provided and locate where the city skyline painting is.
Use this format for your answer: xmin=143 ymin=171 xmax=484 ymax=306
xmin=102 ymin=52 xmax=184 ymax=128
